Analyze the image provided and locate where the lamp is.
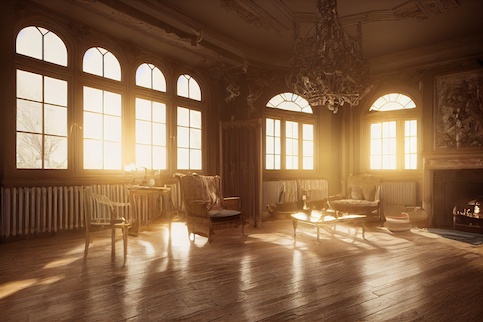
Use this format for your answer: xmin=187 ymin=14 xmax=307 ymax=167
xmin=286 ymin=0 xmax=374 ymax=113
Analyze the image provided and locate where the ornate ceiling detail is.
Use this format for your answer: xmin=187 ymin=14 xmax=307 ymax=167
xmin=394 ymin=0 xmax=461 ymax=21
xmin=219 ymin=0 xmax=289 ymax=35
xmin=340 ymin=0 xmax=461 ymax=26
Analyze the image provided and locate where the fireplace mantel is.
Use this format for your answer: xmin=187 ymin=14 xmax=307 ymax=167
xmin=424 ymin=153 xmax=483 ymax=170
xmin=423 ymin=152 xmax=483 ymax=227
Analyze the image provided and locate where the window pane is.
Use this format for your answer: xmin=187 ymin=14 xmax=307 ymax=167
xmin=104 ymin=115 xmax=122 ymax=142
xmin=104 ymin=141 xmax=122 ymax=169
xmin=136 ymin=120 xmax=152 ymax=144
xmin=190 ymin=149 xmax=202 ymax=170
xmin=190 ymin=110 xmax=202 ymax=129
xmin=153 ymin=102 xmax=166 ymax=123
xmin=104 ymin=51 xmax=121 ymax=81
xmin=177 ymin=107 xmax=190 ymax=127
xmin=44 ymin=77 xmax=67 ymax=106
xmin=136 ymin=63 xmax=152 ymax=89
xmin=303 ymin=156 xmax=314 ymax=170
xmin=177 ymin=74 xmax=201 ymax=101
xmin=153 ymin=123 xmax=166 ymax=146
xmin=84 ymin=139 xmax=102 ymax=169
xmin=266 ymin=118 xmax=274 ymax=136
xmin=84 ymin=87 xmax=103 ymax=113
xmin=177 ymin=127 xmax=189 ymax=148
xmin=16 ymin=26 xmax=42 ymax=60
xmin=83 ymin=48 xmax=103 ymax=76
xmin=152 ymin=67 xmax=166 ymax=92
xmin=104 ymin=91 xmax=121 ymax=116
xmin=84 ymin=112 xmax=103 ymax=139
xmin=45 ymin=104 xmax=67 ymax=136
xmin=44 ymin=30 xmax=67 ymax=66
xmin=266 ymin=136 xmax=274 ymax=154
xmin=266 ymin=155 xmax=274 ymax=170
xmin=153 ymin=146 xmax=166 ymax=170
xmin=44 ymin=136 xmax=67 ymax=169
xmin=136 ymin=98 xmax=151 ymax=120
xmin=190 ymin=128 xmax=202 ymax=149
xmin=17 ymin=99 xmax=42 ymax=133
xmin=17 ymin=70 xmax=42 ymax=101
xmin=16 ymin=133 xmax=42 ymax=169
xmin=136 ymin=144 xmax=152 ymax=169
xmin=177 ymin=148 xmax=189 ymax=169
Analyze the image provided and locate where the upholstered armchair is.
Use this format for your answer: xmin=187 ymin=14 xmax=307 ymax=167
xmin=328 ymin=174 xmax=384 ymax=224
xmin=175 ymin=173 xmax=246 ymax=243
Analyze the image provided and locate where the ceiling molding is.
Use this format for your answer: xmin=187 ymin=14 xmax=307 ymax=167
xmin=292 ymin=0 xmax=462 ymax=27
xmin=219 ymin=0 xmax=290 ymax=35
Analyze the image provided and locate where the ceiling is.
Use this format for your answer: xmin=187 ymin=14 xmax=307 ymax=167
xmin=31 ymin=0 xmax=483 ymax=73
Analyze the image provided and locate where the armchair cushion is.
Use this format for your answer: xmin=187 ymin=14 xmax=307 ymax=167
xmin=329 ymin=174 xmax=383 ymax=223
xmin=176 ymin=172 xmax=245 ymax=242
xmin=209 ymin=209 xmax=241 ymax=218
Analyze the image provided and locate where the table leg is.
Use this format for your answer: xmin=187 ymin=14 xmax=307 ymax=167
xmin=292 ymin=218 xmax=298 ymax=242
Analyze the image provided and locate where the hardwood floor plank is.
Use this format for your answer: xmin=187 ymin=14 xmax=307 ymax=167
xmin=1 ymin=219 xmax=482 ymax=321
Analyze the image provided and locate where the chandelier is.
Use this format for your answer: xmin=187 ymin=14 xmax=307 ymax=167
xmin=286 ymin=0 xmax=374 ymax=113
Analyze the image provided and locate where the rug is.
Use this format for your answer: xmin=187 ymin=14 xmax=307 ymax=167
xmin=427 ymin=228 xmax=483 ymax=245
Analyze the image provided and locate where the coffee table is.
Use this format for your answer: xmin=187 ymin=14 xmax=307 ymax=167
xmin=291 ymin=210 xmax=366 ymax=243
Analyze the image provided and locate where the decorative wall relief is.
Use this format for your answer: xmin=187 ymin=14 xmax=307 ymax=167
xmin=434 ymin=70 xmax=483 ymax=149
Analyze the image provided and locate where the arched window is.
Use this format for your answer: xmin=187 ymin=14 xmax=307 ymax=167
xmin=177 ymin=74 xmax=201 ymax=101
xmin=83 ymin=47 xmax=121 ymax=81
xmin=265 ymin=93 xmax=315 ymax=170
xmin=176 ymin=74 xmax=202 ymax=170
xmin=16 ymin=26 xmax=67 ymax=66
xmin=367 ymin=93 xmax=418 ymax=170
xmin=15 ymin=26 xmax=68 ymax=169
xmin=82 ymin=47 xmax=122 ymax=170
xmin=135 ymin=63 xmax=167 ymax=170
xmin=136 ymin=63 xmax=166 ymax=92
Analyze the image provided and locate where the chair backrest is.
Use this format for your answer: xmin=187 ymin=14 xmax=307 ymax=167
xmin=84 ymin=187 xmax=115 ymax=225
xmin=176 ymin=173 xmax=224 ymax=212
xmin=346 ymin=174 xmax=383 ymax=202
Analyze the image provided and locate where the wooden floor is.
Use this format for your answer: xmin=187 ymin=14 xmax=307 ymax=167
xmin=1 ymin=217 xmax=482 ymax=321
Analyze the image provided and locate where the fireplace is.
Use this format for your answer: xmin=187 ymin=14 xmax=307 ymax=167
xmin=423 ymin=154 xmax=483 ymax=231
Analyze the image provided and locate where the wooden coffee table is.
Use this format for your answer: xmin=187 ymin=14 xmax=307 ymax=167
xmin=291 ymin=210 xmax=366 ymax=243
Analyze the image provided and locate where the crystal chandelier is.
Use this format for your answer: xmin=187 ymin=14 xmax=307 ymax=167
xmin=286 ymin=0 xmax=374 ymax=113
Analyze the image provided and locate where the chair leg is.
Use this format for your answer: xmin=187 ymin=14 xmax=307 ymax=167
xmin=111 ymin=226 xmax=116 ymax=262
xmin=84 ymin=227 xmax=90 ymax=258
xmin=122 ymin=227 xmax=128 ymax=266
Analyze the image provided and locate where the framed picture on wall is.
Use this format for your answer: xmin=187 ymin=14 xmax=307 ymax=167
xmin=434 ymin=69 xmax=483 ymax=149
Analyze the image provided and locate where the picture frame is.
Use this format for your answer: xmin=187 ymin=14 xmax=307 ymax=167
xmin=434 ymin=69 xmax=483 ymax=149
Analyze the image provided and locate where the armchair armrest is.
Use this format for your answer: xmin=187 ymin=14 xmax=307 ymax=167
xmin=187 ymin=199 xmax=211 ymax=218
xmin=223 ymin=196 xmax=240 ymax=210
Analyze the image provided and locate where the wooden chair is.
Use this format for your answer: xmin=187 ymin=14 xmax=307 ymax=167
xmin=84 ymin=187 xmax=133 ymax=266
xmin=175 ymin=173 xmax=246 ymax=243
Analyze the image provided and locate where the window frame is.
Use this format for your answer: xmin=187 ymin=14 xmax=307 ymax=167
xmin=363 ymin=91 xmax=421 ymax=174
xmin=265 ymin=102 xmax=317 ymax=173
xmin=14 ymin=24 xmax=72 ymax=174
xmin=174 ymin=73 xmax=205 ymax=172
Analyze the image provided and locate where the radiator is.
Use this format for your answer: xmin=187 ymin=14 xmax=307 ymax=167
xmin=0 ymin=184 xmax=171 ymax=239
xmin=382 ymin=181 xmax=417 ymax=206
xmin=262 ymin=179 xmax=328 ymax=208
